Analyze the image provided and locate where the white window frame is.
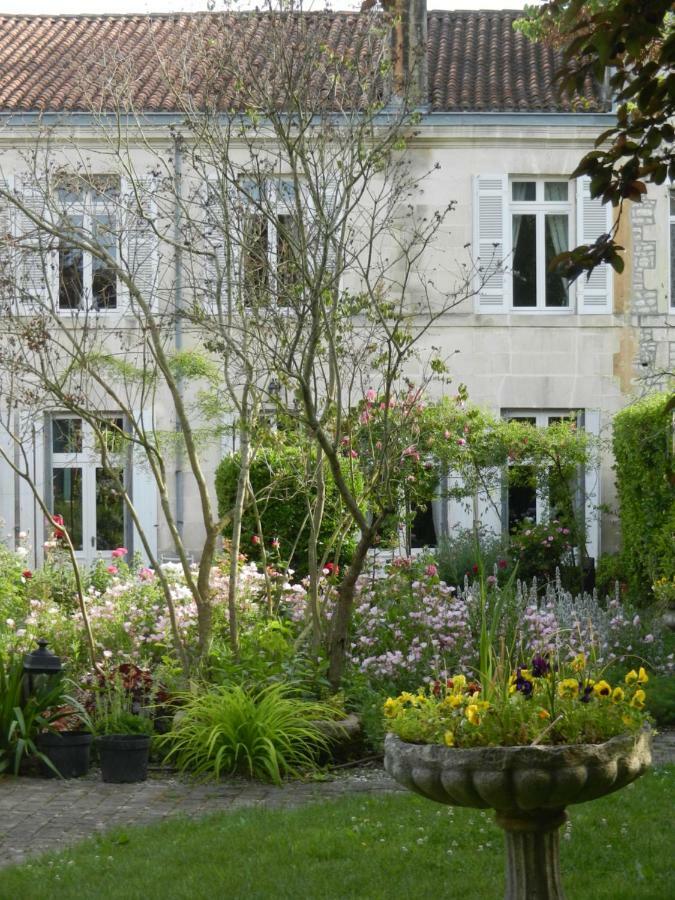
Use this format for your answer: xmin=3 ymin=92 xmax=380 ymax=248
xmin=48 ymin=415 xmax=128 ymax=561
xmin=56 ymin=176 xmax=121 ymax=315
xmin=509 ymin=178 xmax=573 ymax=313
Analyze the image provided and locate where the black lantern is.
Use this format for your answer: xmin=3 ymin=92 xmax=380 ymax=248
xmin=23 ymin=639 xmax=62 ymax=700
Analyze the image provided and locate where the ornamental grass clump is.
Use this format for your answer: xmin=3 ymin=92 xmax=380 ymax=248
xmin=160 ymin=683 xmax=337 ymax=784
xmin=384 ymin=657 xmax=651 ymax=749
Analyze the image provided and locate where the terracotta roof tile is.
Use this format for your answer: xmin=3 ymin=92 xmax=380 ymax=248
xmin=0 ymin=10 xmax=608 ymax=115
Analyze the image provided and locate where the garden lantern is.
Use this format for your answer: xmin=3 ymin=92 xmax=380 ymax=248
xmin=23 ymin=639 xmax=62 ymax=699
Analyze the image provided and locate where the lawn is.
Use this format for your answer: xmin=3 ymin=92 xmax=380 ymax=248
xmin=2 ymin=766 xmax=672 ymax=900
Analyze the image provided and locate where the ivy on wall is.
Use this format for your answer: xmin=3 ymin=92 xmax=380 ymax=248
xmin=613 ymin=392 xmax=675 ymax=604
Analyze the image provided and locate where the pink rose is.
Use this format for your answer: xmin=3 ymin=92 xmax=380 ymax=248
xmin=425 ymin=564 xmax=438 ymax=577
xmin=111 ymin=547 xmax=128 ymax=558
xmin=107 ymin=565 xmax=118 ymax=575
xmin=251 ymin=535 xmax=261 ymax=545
xmin=365 ymin=389 xmax=376 ymax=402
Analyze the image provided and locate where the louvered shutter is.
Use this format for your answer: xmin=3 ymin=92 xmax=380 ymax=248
xmin=474 ymin=175 xmax=509 ymax=313
xmin=0 ymin=178 xmax=13 ymax=309
xmin=130 ymin=409 xmax=158 ymax=564
xmin=15 ymin=177 xmax=58 ymax=312
xmin=201 ymin=178 xmax=228 ymax=316
xmin=582 ymin=409 xmax=601 ymax=562
xmin=124 ymin=176 xmax=159 ymax=310
xmin=576 ymin=177 xmax=613 ymax=314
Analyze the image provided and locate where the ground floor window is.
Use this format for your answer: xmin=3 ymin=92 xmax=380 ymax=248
xmin=50 ymin=415 xmax=127 ymax=555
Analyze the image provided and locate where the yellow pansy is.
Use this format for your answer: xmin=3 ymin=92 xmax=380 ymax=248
xmin=399 ymin=692 xmax=417 ymax=707
xmin=625 ymin=670 xmax=638 ymax=685
xmin=443 ymin=730 xmax=455 ymax=747
xmin=611 ymin=687 xmax=625 ymax=704
xmin=571 ymin=654 xmax=586 ymax=672
xmin=593 ymin=680 xmax=612 ymax=698
xmin=558 ymin=678 xmax=579 ymax=699
xmin=465 ymin=704 xmax=481 ymax=726
xmin=383 ymin=697 xmax=400 ymax=718
xmin=630 ymin=689 xmax=646 ymax=710
xmin=451 ymin=675 xmax=467 ymax=692
xmin=637 ymin=667 xmax=649 ymax=685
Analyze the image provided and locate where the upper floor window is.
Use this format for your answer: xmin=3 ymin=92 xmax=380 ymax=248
xmin=511 ymin=180 xmax=570 ymax=309
xmin=56 ymin=175 xmax=120 ymax=312
xmin=241 ymin=180 xmax=302 ymax=307
xmin=474 ymin=174 xmax=613 ymax=314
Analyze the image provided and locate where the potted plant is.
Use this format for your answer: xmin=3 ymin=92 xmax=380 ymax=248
xmin=36 ymin=704 xmax=93 ymax=779
xmin=87 ymin=665 xmax=156 ymax=783
xmin=383 ymin=659 xmax=652 ymax=900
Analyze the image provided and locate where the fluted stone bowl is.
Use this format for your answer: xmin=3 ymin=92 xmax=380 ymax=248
xmin=384 ymin=729 xmax=652 ymax=813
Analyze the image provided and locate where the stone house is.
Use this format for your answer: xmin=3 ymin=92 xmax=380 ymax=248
xmin=0 ymin=6 xmax=671 ymax=570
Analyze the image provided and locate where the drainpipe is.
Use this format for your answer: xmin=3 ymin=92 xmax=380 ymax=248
xmin=173 ymin=134 xmax=184 ymax=541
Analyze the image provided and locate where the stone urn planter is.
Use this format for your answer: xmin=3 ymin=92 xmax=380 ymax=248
xmin=385 ymin=729 xmax=652 ymax=900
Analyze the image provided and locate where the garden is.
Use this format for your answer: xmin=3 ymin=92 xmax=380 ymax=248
xmin=0 ymin=389 xmax=673 ymax=896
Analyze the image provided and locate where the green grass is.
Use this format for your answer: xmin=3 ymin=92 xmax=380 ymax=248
xmin=2 ymin=767 xmax=673 ymax=900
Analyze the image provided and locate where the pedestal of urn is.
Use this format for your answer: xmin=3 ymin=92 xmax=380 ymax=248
xmin=384 ymin=730 xmax=651 ymax=900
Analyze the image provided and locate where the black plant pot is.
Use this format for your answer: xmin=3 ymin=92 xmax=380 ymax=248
xmin=97 ymin=734 xmax=151 ymax=783
xmin=37 ymin=731 xmax=93 ymax=778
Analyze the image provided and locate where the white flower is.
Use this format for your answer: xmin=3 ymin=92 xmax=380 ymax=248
xmin=5 ymin=618 xmax=15 ymax=628
xmin=103 ymin=650 xmax=113 ymax=659
xmin=18 ymin=531 xmax=27 ymax=540
xmin=15 ymin=546 xmax=28 ymax=558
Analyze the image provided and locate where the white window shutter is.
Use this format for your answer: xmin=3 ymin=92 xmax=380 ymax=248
xmin=124 ymin=176 xmax=160 ymax=310
xmin=0 ymin=178 xmax=13 ymax=310
xmin=583 ymin=409 xmax=601 ymax=562
xmin=130 ymin=410 xmax=158 ymax=564
xmin=0 ymin=419 xmax=16 ymax=546
xmin=474 ymin=175 xmax=509 ymax=313
xmin=14 ymin=177 xmax=58 ymax=312
xmin=576 ymin=177 xmax=613 ymax=314
xmin=17 ymin=411 xmax=46 ymax=567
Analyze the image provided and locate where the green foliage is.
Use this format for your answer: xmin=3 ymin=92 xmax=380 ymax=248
xmin=216 ymin=440 xmax=358 ymax=576
xmin=612 ymin=393 xmax=674 ymax=604
xmin=159 ymin=683 xmax=335 ymax=783
xmin=94 ymin=712 xmax=154 ymax=736
xmin=436 ymin=528 xmax=511 ymax=587
xmin=0 ymin=654 xmax=66 ymax=774
xmin=596 ymin=553 xmax=628 ymax=598
xmin=646 ymin=674 xmax=675 ymax=727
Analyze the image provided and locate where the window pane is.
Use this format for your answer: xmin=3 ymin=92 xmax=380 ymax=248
xmin=96 ymin=418 xmax=126 ymax=456
xmin=512 ymin=182 xmax=536 ymax=201
xmin=512 ymin=214 xmax=537 ymax=307
xmin=671 ymin=222 xmax=675 ymax=306
xmin=52 ymin=418 xmax=82 ymax=453
xmin=507 ymin=464 xmax=537 ymax=532
xmin=670 ymin=190 xmax=675 ymax=217
xmin=276 ymin=212 xmax=300 ymax=302
xmin=243 ymin=214 xmax=269 ymax=302
xmin=545 ymin=214 xmax=569 ymax=307
xmin=92 ymin=214 xmax=117 ymax=310
xmin=53 ymin=467 xmax=83 ymax=550
xmin=59 ymin=246 xmax=83 ymax=309
xmin=409 ymin=502 xmax=437 ymax=549
xmin=544 ymin=182 xmax=568 ymax=202
xmin=96 ymin=467 xmax=125 ymax=551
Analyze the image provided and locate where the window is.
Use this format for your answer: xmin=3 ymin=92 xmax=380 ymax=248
xmin=50 ymin=415 xmax=127 ymax=556
xmin=56 ymin=175 xmax=120 ymax=312
xmin=502 ymin=411 xmax=579 ymax=533
xmin=511 ymin=180 xmax=570 ymax=309
xmin=240 ymin=180 xmax=302 ymax=307
xmin=474 ymin=175 xmax=612 ymax=314
xmin=670 ymin=189 xmax=675 ymax=309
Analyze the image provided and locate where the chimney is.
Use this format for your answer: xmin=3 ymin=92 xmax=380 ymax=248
xmin=390 ymin=0 xmax=428 ymax=107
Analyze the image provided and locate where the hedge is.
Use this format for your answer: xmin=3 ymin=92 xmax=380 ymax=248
xmin=612 ymin=392 xmax=674 ymax=604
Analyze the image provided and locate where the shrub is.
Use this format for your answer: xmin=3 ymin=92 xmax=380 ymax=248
xmin=613 ymin=392 xmax=674 ymax=604
xmin=436 ymin=528 xmax=511 ymax=588
xmin=645 ymin=674 xmax=675 ymax=727
xmin=215 ymin=441 xmax=359 ymax=577
xmin=160 ymin=683 xmax=336 ymax=783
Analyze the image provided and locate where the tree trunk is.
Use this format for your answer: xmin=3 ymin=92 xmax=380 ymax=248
xmin=227 ymin=422 xmax=251 ymax=657
xmin=327 ymin=525 xmax=375 ymax=691
xmin=307 ymin=449 xmax=326 ymax=652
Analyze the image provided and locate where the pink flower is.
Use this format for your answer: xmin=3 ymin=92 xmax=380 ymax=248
xmin=457 ymin=438 xmax=466 ymax=446
xmin=138 ymin=567 xmax=154 ymax=581
xmin=425 ymin=564 xmax=438 ymax=577
xmin=22 ymin=569 xmax=33 ymax=579
xmin=251 ymin=535 xmax=261 ymax=545
xmin=443 ymin=430 xmax=451 ymax=440
xmin=365 ymin=389 xmax=376 ymax=402
xmin=486 ymin=575 xmax=497 ymax=586
xmin=111 ymin=547 xmax=128 ymax=559
xmin=107 ymin=565 xmax=118 ymax=575
xmin=349 ymin=449 xmax=359 ymax=458
xmin=271 ymin=538 xmax=280 ymax=549
xmin=497 ymin=559 xmax=507 ymax=570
